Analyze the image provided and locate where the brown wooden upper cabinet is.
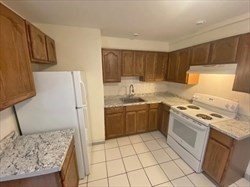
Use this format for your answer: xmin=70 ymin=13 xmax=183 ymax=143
xmin=134 ymin=51 xmax=145 ymax=76
xmin=233 ymin=33 xmax=250 ymax=93
xmin=167 ymin=48 xmax=199 ymax=84
xmin=45 ymin=35 xmax=57 ymax=63
xmin=140 ymin=52 xmax=168 ymax=82
xmin=155 ymin=52 xmax=168 ymax=81
xmin=26 ymin=22 xmax=57 ymax=64
xmin=0 ymin=3 xmax=36 ymax=111
xmin=141 ymin=52 xmax=157 ymax=81
xmin=190 ymin=43 xmax=210 ymax=65
xmin=121 ymin=50 xmax=134 ymax=76
xmin=102 ymin=49 xmax=121 ymax=83
xmin=209 ymin=36 xmax=239 ymax=64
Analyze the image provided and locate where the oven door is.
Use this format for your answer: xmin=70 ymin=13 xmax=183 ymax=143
xmin=168 ymin=110 xmax=209 ymax=160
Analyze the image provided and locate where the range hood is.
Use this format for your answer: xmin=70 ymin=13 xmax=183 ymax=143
xmin=187 ymin=64 xmax=237 ymax=74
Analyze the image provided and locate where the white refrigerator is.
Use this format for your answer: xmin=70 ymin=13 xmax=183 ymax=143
xmin=15 ymin=71 xmax=91 ymax=179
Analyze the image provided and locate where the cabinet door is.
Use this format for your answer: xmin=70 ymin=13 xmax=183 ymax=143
xmin=155 ymin=53 xmax=168 ymax=81
xmin=190 ymin=43 xmax=210 ymax=65
xmin=0 ymin=3 xmax=36 ymax=111
xmin=203 ymin=139 xmax=230 ymax=183
xmin=26 ymin=22 xmax=48 ymax=62
xmin=105 ymin=112 xmax=124 ymax=139
xmin=125 ymin=111 xmax=137 ymax=135
xmin=102 ymin=49 xmax=121 ymax=82
xmin=166 ymin=52 xmax=178 ymax=82
xmin=46 ymin=35 xmax=57 ymax=63
xmin=176 ymin=48 xmax=190 ymax=83
xmin=233 ymin=33 xmax=250 ymax=93
xmin=209 ymin=36 xmax=239 ymax=64
xmin=134 ymin=52 xmax=145 ymax=76
xmin=63 ymin=149 xmax=79 ymax=187
xmin=136 ymin=110 xmax=148 ymax=133
xmin=159 ymin=105 xmax=170 ymax=137
xmin=121 ymin=50 xmax=134 ymax=76
xmin=143 ymin=52 xmax=156 ymax=81
xmin=148 ymin=108 xmax=158 ymax=131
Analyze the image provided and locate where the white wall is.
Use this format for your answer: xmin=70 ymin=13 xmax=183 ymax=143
xmin=0 ymin=107 xmax=19 ymax=140
xmin=102 ymin=36 xmax=169 ymax=51
xmin=34 ymin=24 xmax=105 ymax=142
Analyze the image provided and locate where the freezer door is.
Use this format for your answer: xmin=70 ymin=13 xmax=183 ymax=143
xmin=72 ymin=71 xmax=87 ymax=107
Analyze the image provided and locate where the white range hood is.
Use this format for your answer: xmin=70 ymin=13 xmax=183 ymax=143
xmin=187 ymin=64 xmax=237 ymax=74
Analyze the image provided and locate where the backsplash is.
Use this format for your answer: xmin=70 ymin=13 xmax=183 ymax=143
xmin=104 ymin=77 xmax=168 ymax=96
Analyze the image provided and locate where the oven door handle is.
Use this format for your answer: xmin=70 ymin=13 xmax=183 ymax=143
xmin=170 ymin=111 xmax=208 ymax=131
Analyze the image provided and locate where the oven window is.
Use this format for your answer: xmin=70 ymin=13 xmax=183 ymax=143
xmin=172 ymin=119 xmax=197 ymax=148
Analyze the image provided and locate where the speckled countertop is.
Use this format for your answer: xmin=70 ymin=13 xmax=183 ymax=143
xmin=210 ymin=119 xmax=250 ymax=141
xmin=0 ymin=129 xmax=74 ymax=182
xmin=104 ymin=92 xmax=190 ymax=108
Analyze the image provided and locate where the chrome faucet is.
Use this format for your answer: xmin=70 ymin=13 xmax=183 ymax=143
xmin=129 ymin=84 xmax=135 ymax=97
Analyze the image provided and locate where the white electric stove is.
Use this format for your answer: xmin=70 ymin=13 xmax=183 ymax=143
xmin=167 ymin=93 xmax=239 ymax=172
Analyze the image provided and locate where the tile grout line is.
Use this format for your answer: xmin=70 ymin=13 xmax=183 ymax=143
xmin=117 ymin=140 xmax=132 ymax=187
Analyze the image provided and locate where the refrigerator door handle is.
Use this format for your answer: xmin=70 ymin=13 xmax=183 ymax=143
xmin=80 ymin=81 xmax=87 ymax=105
xmin=76 ymin=105 xmax=87 ymax=109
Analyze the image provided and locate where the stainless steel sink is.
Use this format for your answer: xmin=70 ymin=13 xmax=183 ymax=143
xmin=120 ymin=97 xmax=145 ymax=103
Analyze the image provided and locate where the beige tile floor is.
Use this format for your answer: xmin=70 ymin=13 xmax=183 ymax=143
xmin=79 ymin=131 xmax=250 ymax=187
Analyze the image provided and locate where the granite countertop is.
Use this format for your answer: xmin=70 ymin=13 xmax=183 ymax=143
xmin=104 ymin=92 xmax=190 ymax=108
xmin=210 ymin=119 xmax=250 ymax=141
xmin=0 ymin=129 xmax=74 ymax=182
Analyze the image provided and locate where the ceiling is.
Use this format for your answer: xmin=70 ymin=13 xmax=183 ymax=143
xmin=3 ymin=0 xmax=250 ymax=41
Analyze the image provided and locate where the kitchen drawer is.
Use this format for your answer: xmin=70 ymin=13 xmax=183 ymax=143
xmin=126 ymin=104 xmax=148 ymax=112
xmin=210 ymin=129 xmax=234 ymax=148
xmin=105 ymin=107 xmax=124 ymax=114
xmin=149 ymin=103 xmax=159 ymax=109
xmin=61 ymin=139 xmax=74 ymax=180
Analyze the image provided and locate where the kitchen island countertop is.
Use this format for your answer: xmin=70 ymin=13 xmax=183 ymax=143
xmin=0 ymin=129 xmax=74 ymax=182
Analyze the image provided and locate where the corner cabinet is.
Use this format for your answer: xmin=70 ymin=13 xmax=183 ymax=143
xmin=0 ymin=3 xmax=36 ymax=111
xmin=159 ymin=104 xmax=170 ymax=136
xmin=233 ymin=33 xmax=250 ymax=93
xmin=26 ymin=22 xmax=57 ymax=64
xmin=167 ymin=49 xmax=199 ymax=84
xmin=203 ymin=129 xmax=250 ymax=186
xmin=148 ymin=104 xmax=160 ymax=131
xmin=102 ymin=49 xmax=121 ymax=83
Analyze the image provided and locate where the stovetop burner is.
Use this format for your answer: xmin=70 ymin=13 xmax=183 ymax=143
xmin=210 ymin=113 xmax=223 ymax=118
xmin=177 ymin=106 xmax=187 ymax=110
xmin=196 ymin=114 xmax=212 ymax=120
xmin=187 ymin=105 xmax=200 ymax=110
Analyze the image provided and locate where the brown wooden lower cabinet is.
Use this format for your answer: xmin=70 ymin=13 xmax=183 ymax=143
xmin=126 ymin=104 xmax=148 ymax=135
xmin=148 ymin=104 xmax=160 ymax=131
xmin=202 ymin=129 xmax=250 ymax=186
xmin=105 ymin=107 xmax=125 ymax=139
xmin=0 ymin=139 xmax=79 ymax=187
xmin=104 ymin=103 xmax=171 ymax=139
xmin=159 ymin=104 xmax=170 ymax=137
